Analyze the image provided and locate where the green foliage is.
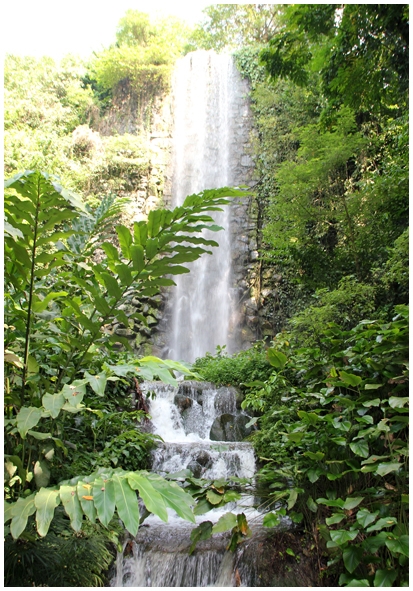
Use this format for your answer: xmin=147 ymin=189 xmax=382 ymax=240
xmin=288 ymin=276 xmax=376 ymax=346
xmin=247 ymin=304 xmax=409 ymax=586
xmin=89 ymin=11 xmax=191 ymax=95
xmin=236 ymin=33 xmax=408 ymax=329
xmin=193 ymin=343 xmax=273 ymax=388
xmin=4 ymin=55 xmax=96 ymax=183
xmin=260 ymin=4 xmax=409 ymax=115
xmin=4 ymin=169 xmax=244 ymax=548
xmin=187 ymin=4 xmax=280 ymax=52
xmin=4 ymin=509 xmax=120 ymax=586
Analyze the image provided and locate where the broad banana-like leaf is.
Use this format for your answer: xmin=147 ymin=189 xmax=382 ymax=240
xmin=10 ymin=494 xmax=36 ymax=539
xmin=112 ymin=473 xmax=140 ymax=536
xmin=147 ymin=474 xmax=196 ymax=523
xmin=59 ymin=485 xmax=83 ymax=531
xmin=42 ymin=392 xmax=65 ymax=419
xmin=16 ymin=406 xmax=43 ymax=438
xmin=128 ymin=473 xmax=168 ymax=522
xmin=93 ymin=477 xmax=116 ymax=527
xmin=34 ymin=488 xmax=60 ymax=537
xmin=77 ymin=481 xmax=97 ymax=523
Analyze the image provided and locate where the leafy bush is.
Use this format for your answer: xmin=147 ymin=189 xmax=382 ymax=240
xmin=192 ymin=343 xmax=273 ymax=389
xmin=89 ymin=11 xmax=191 ymax=96
xmin=245 ymin=305 xmax=409 ymax=586
xmin=288 ymin=276 xmax=377 ymax=346
xmin=4 ymin=170 xmax=244 ymax=545
xmin=4 ymin=509 xmax=120 ymax=586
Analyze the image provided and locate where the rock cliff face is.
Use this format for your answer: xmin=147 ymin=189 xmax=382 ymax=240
xmin=98 ymin=55 xmax=268 ymax=356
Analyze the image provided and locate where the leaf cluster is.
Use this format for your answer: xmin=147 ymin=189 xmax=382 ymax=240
xmin=246 ymin=305 xmax=409 ymax=586
xmin=4 ymin=170 xmax=244 ymax=551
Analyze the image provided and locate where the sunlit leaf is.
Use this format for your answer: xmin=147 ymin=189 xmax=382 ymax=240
xmin=60 ymin=485 xmax=83 ymax=532
xmin=34 ymin=488 xmax=60 ymax=537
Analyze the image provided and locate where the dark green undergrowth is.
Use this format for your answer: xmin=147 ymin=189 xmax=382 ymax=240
xmin=192 ymin=342 xmax=273 ymax=389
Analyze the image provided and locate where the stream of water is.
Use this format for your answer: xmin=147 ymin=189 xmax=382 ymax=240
xmin=111 ymin=382 xmax=261 ymax=587
xmin=111 ymin=51 xmax=260 ymax=587
xmin=167 ymin=50 xmax=248 ymax=363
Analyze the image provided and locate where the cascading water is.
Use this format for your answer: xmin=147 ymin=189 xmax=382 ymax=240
xmin=167 ymin=50 xmax=248 ymax=362
xmin=111 ymin=51 xmax=263 ymax=587
xmin=111 ymin=382 xmax=261 ymax=587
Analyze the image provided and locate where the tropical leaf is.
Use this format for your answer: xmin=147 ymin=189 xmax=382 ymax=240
xmin=10 ymin=494 xmax=37 ymax=539
xmin=77 ymin=481 xmax=97 ymax=523
xmin=16 ymin=406 xmax=43 ymax=438
xmin=42 ymin=392 xmax=65 ymax=419
xmin=93 ymin=477 xmax=116 ymax=527
xmin=212 ymin=512 xmax=238 ymax=533
xmin=84 ymin=371 xmax=108 ymax=397
xmin=267 ymin=348 xmax=287 ymax=368
xmin=373 ymin=569 xmax=397 ymax=587
xmin=385 ymin=534 xmax=409 ymax=557
xmin=60 ymin=485 xmax=83 ymax=532
xmin=127 ymin=472 xmax=168 ymax=522
xmin=147 ymin=474 xmax=195 ymax=523
xmin=112 ymin=473 xmax=140 ymax=536
xmin=34 ymin=488 xmax=60 ymax=537
xmin=343 ymin=546 xmax=363 ymax=573
xmin=116 ymin=225 xmax=133 ymax=258
xmin=339 ymin=371 xmax=363 ymax=387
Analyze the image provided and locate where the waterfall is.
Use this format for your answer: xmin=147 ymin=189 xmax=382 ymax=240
xmin=110 ymin=51 xmax=265 ymax=588
xmin=110 ymin=382 xmax=263 ymax=587
xmin=167 ymin=50 xmax=248 ymax=363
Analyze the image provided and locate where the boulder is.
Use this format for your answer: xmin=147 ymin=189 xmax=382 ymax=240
xmin=209 ymin=413 xmax=254 ymax=442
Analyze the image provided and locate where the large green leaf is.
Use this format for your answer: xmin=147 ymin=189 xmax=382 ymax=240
xmin=16 ymin=406 xmax=43 ymax=438
xmin=263 ymin=512 xmax=281 ymax=527
xmin=206 ymin=490 xmax=223 ymax=505
xmin=34 ymin=488 xmax=60 ymax=537
xmin=61 ymin=382 xmax=86 ymax=406
xmin=376 ymin=462 xmax=402 ymax=477
xmin=267 ymin=348 xmax=287 ymax=368
xmin=32 ymin=291 xmax=68 ymax=313
xmin=42 ymin=392 xmax=65 ymax=419
xmin=93 ymin=477 xmax=116 ymax=527
xmin=356 ymin=508 xmax=379 ymax=528
xmin=385 ymin=534 xmax=409 ymax=557
xmin=350 ymin=440 xmax=369 ymax=458
xmin=130 ymin=244 xmax=145 ymax=271
xmin=212 ymin=512 xmax=238 ymax=534
xmin=343 ymin=546 xmax=362 ymax=574
xmin=10 ymin=494 xmax=36 ymax=539
xmin=330 ymin=529 xmax=359 ymax=545
xmin=373 ymin=569 xmax=397 ymax=587
xmin=101 ymin=272 xmax=123 ymax=300
xmin=189 ymin=521 xmax=213 ymax=554
xmin=342 ymin=497 xmax=364 ymax=510
xmin=127 ymin=472 xmax=168 ymax=522
xmin=388 ymin=396 xmax=409 ymax=408
xmin=84 ymin=371 xmax=108 ymax=397
xmin=112 ymin=473 xmax=140 ymax=536
xmin=147 ymin=474 xmax=195 ymax=523
xmin=147 ymin=209 xmax=163 ymax=237
xmin=77 ymin=480 xmax=97 ymax=523
xmin=60 ymin=484 xmax=83 ymax=532
xmin=366 ymin=517 xmax=397 ymax=533
xmin=339 ymin=371 xmax=362 ymax=387
xmin=116 ymin=225 xmax=133 ymax=258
